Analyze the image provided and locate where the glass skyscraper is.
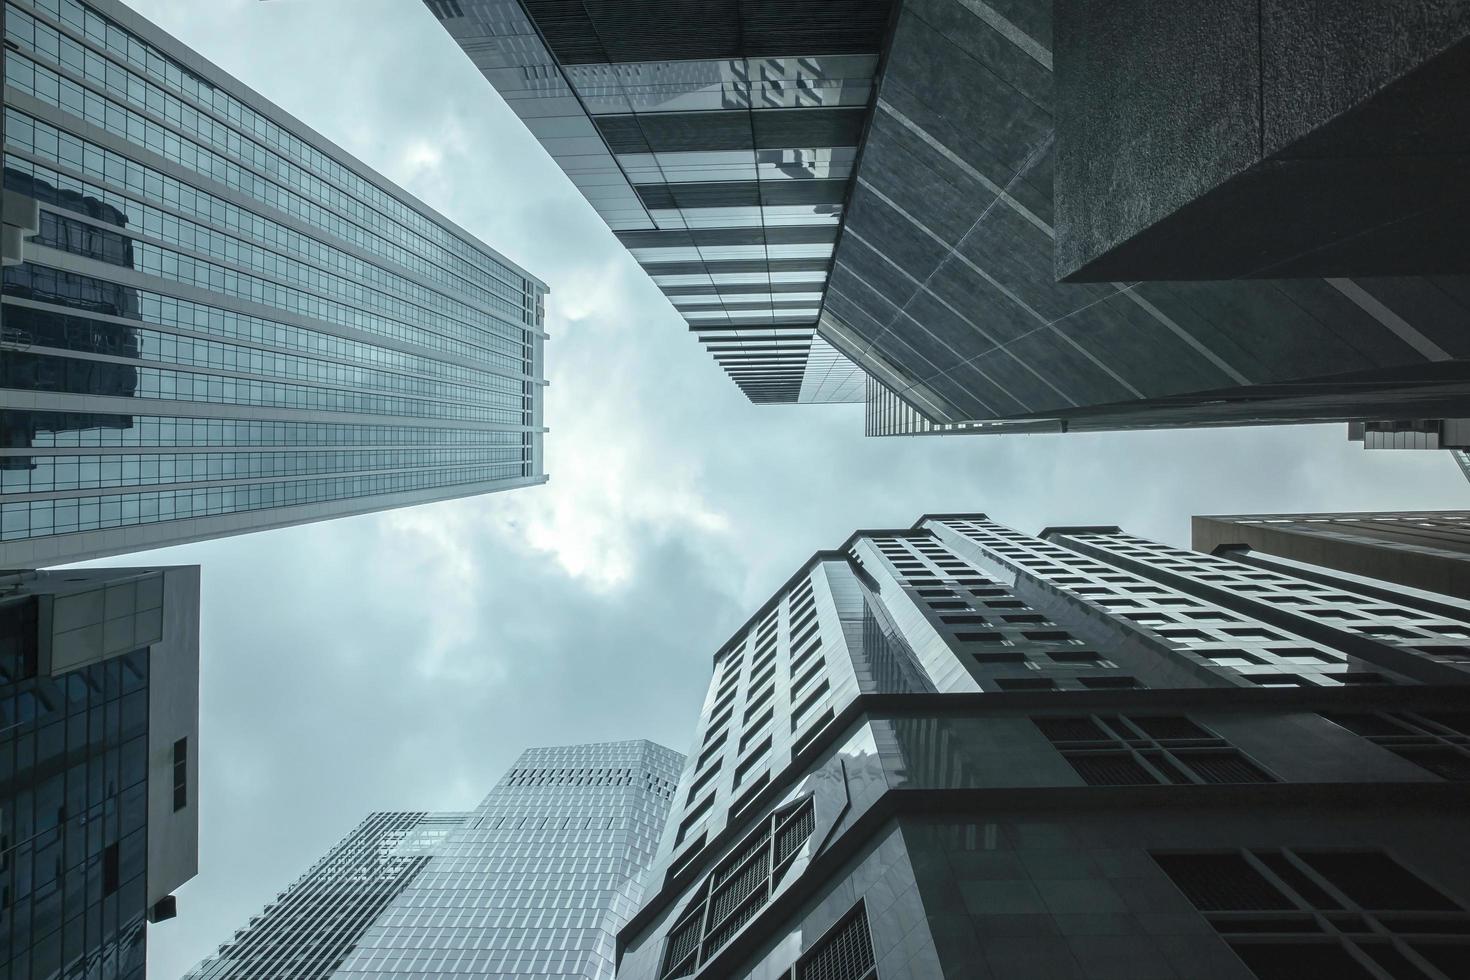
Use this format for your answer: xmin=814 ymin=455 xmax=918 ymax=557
xmin=421 ymin=0 xmax=873 ymax=405
xmin=0 ymin=564 xmax=200 ymax=980
xmin=1 ymin=0 xmax=548 ymax=567
xmin=187 ymin=740 xmax=684 ymax=980
xmin=615 ymin=514 xmax=1470 ymax=980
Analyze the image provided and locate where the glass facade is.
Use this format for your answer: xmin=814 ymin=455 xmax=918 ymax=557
xmin=615 ymin=514 xmax=1470 ymax=980
xmin=0 ymin=566 xmax=199 ymax=980
xmin=1 ymin=0 xmax=548 ymax=565
xmin=334 ymin=740 xmax=684 ymax=980
xmin=186 ymin=741 xmax=684 ymax=980
xmin=421 ymin=0 xmax=877 ymax=404
xmin=183 ymin=812 xmax=471 ymax=980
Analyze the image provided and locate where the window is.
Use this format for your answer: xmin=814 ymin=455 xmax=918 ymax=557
xmin=791 ymin=681 xmax=829 ymax=729
xmin=734 ymin=738 xmax=770 ymax=788
xmin=1035 ymin=715 xmax=1274 ymax=785
xmin=675 ymin=794 xmax=714 ymax=846
xmin=792 ymin=708 xmax=834 ymax=758
xmin=1244 ymin=674 xmax=1308 ymax=687
xmin=1154 ymin=848 xmax=1469 ymax=977
xmin=687 ymin=760 xmax=722 ymax=802
xmin=172 ymin=737 xmax=187 ymax=811
xmin=103 ymin=842 xmax=120 ymax=895
xmin=1079 ymin=676 xmax=1143 ymax=689
xmin=972 ymin=651 xmax=1027 ymax=665
xmin=740 ymin=709 xmax=773 ymax=747
xmin=995 ymin=677 xmax=1055 ymax=691
xmin=1047 ymin=651 xmax=1114 ymax=667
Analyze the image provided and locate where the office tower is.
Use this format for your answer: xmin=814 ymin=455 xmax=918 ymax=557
xmin=419 ymin=0 xmax=877 ymax=405
xmin=616 ymin=514 xmax=1470 ymax=980
xmin=1 ymin=0 xmax=548 ymax=567
xmin=187 ymin=740 xmax=684 ymax=980
xmin=424 ymin=0 xmax=1470 ymax=436
xmin=182 ymin=812 xmax=472 ymax=980
xmin=1195 ymin=510 xmax=1470 ymax=604
xmin=0 ymin=565 xmax=200 ymax=980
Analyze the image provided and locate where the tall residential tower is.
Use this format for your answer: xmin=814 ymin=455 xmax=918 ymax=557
xmin=2 ymin=0 xmax=547 ymax=566
xmin=187 ymin=740 xmax=684 ymax=980
xmin=1194 ymin=510 xmax=1470 ymax=603
xmin=615 ymin=514 xmax=1469 ymax=980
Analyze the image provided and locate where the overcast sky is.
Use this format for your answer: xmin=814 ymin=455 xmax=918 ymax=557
xmin=56 ymin=1 xmax=1470 ymax=976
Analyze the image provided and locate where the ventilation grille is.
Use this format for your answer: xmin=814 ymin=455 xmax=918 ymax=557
xmin=660 ymin=796 xmax=819 ymax=977
xmin=797 ymin=904 xmax=876 ymax=980
xmin=714 ymin=825 xmax=773 ymax=888
xmin=775 ymin=802 xmax=816 ymax=865
xmin=1066 ymin=752 xmax=1157 ymax=786
xmin=661 ymin=915 xmax=701 ymax=977
xmin=1154 ymin=853 xmax=1292 ymax=911
xmin=710 ymin=850 xmax=769 ymax=925
xmin=704 ymin=887 xmax=768 ymax=955
xmin=1182 ymin=751 xmax=1275 ymax=784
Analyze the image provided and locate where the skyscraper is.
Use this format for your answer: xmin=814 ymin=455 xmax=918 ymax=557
xmin=1194 ymin=510 xmax=1470 ymax=603
xmin=0 ymin=564 xmax=200 ymax=980
xmin=419 ymin=0 xmax=877 ymax=405
xmin=187 ymin=740 xmax=684 ymax=980
xmin=615 ymin=514 xmax=1470 ymax=980
xmin=1 ymin=0 xmax=548 ymax=567
xmin=423 ymin=0 xmax=1470 ymax=438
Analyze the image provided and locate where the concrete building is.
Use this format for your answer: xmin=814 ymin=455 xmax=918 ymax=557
xmin=1052 ymin=2 xmax=1470 ymax=282
xmin=615 ymin=514 xmax=1469 ymax=980
xmin=1 ymin=0 xmax=548 ymax=566
xmin=422 ymin=0 xmax=1470 ymax=437
xmin=0 ymin=564 xmax=200 ymax=980
xmin=187 ymin=740 xmax=684 ymax=980
xmin=1195 ymin=510 xmax=1470 ymax=604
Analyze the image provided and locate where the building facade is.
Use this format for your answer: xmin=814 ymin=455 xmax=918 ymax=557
xmin=1194 ymin=510 xmax=1470 ymax=604
xmin=616 ymin=514 xmax=1470 ymax=980
xmin=1 ymin=0 xmax=548 ymax=566
xmin=183 ymin=811 xmax=472 ymax=980
xmin=187 ymin=740 xmax=684 ymax=980
xmin=424 ymin=0 xmax=1470 ymax=436
xmin=419 ymin=0 xmax=877 ymax=405
xmin=0 ymin=564 xmax=200 ymax=980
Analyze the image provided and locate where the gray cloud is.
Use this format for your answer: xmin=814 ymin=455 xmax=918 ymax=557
xmin=67 ymin=1 xmax=1470 ymax=976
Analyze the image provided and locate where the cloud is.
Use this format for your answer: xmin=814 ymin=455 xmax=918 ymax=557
xmin=81 ymin=2 xmax=1470 ymax=977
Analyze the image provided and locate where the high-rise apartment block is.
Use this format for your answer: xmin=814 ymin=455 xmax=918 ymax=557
xmin=424 ymin=0 xmax=1470 ymax=440
xmin=615 ymin=514 xmax=1469 ymax=980
xmin=1 ymin=0 xmax=548 ymax=566
xmin=188 ymin=740 xmax=683 ymax=980
xmin=0 ymin=564 xmax=199 ymax=980
xmin=1195 ymin=510 xmax=1470 ymax=604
